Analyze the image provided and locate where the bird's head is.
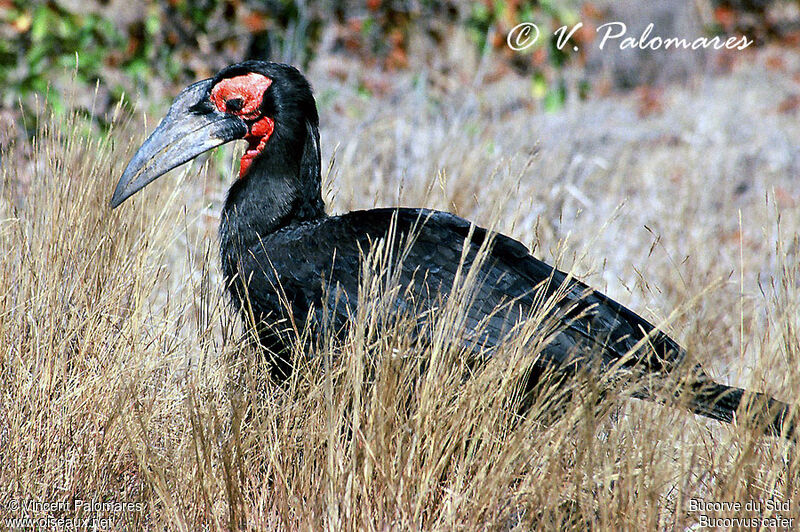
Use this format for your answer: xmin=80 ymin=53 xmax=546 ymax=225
xmin=110 ymin=61 xmax=318 ymax=208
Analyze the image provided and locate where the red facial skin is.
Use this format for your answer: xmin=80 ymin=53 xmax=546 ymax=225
xmin=210 ymin=72 xmax=275 ymax=177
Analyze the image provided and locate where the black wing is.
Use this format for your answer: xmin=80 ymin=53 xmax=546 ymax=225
xmin=230 ymin=207 xmax=687 ymax=380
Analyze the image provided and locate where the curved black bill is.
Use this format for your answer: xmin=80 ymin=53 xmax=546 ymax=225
xmin=110 ymin=79 xmax=247 ymax=209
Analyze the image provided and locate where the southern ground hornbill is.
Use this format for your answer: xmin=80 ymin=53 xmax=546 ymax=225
xmin=110 ymin=61 xmax=794 ymax=436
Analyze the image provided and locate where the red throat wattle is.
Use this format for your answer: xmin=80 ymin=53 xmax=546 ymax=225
xmin=210 ymin=72 xmax=275 ymax=178
xmin=240 ymin=116 xmax=274 ymax=177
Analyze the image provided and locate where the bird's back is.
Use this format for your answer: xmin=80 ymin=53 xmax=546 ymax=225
xmin=224 ymin=207 xmax=687 ymax=385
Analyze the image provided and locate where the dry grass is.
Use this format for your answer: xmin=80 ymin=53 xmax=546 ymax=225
xmin=1 ymin=60 xmax=800 ymax=530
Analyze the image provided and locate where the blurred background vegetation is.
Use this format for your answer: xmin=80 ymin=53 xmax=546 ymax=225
xmin=1 ymin=0 xmax=799 ymax=134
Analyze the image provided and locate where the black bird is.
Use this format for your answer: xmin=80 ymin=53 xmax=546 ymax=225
xmin=111 ymin=61 xmax=793 ymax=436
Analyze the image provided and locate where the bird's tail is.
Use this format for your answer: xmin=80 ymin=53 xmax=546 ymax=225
xmin=686 ymin=378 xmax=795 ymax=438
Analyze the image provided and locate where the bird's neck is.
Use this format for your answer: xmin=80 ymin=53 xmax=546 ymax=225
xmin=219 ymin=120 xmax=325 ymax=265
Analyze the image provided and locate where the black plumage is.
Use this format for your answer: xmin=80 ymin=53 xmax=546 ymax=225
xmin=111 ymin=61 xmax=794 ymax=436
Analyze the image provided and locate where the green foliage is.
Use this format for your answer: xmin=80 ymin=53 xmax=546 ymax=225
xmin=0 ymin=0 xmax=326 ymax=132
xmin=2 ymin=1 xmax=154 ymax=127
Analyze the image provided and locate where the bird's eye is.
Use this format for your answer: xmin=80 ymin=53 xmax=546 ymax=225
xmin=226 ymin=98 xmax=244 ymax=113
xmin=211 ymin=73 xmax=273 ymax=119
